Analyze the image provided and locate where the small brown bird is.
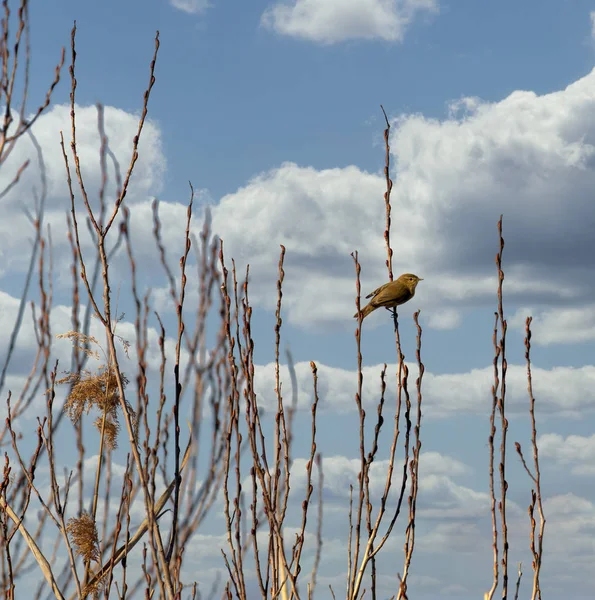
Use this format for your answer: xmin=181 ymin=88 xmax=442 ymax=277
xmin=354 ymin=273 xmax=423 ymax=320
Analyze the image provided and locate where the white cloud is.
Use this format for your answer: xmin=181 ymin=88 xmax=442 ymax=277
xmin=510 ymin=305 xmax=595 ymax=344
xmin=1 ymin=104 xmax=164 ymax=209
xmin=0 ymin=104 xmax=165 ymax=277
xmin=169 ymin=0 xmax=210 ymax=14
xmin=261 ymin=0 xmax=438 ymax=44
xmin=202 ymin=69 xmax=595 ymax=331
xmin=9 ymin=72 xmax=571 ymax=338
xmin=211 ymin=162 xmax=391 ymax=325
xmin=538 ymin=433 xmax=595 ymax=475
xmin=418 ymin=451 xmax=469 ymax=476
xmin=252 ymin=359 xmax=595 ymax=418
xmin=426 ymin=308 xmax=461 ymax=329
xmin=289 ymin=452 xmax=475 ymax=512
xmin=389 ymin=80 xmax=595 ymax=281
xmin=542 ymin=494 xmax=595 ymax=566
xmin=213 ymin=163 xmax=385 ymax=263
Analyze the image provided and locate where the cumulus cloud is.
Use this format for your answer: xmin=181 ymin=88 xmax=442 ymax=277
xmin=1 ymin=104 xmax=164 ymax=210
xmin=0 ymin=104 xmax=165 ymax=276
xmin=290 ymin=451 xmax=500 ymax=551
xmin=210 ymin=162 xmax=389 ymax=324
xmin=261 ymin=0 xmax=438 ymax=44
xmin=416 ymin=521 xmax=483 ymax=554
xmin=6 ymin=73 xmax=587 ymax=339
xmin=6 ymin=54 xmax=595 ymax=344
xmin=510 ymin=305 xmax=595 ymax=344
xmin=418 ymin=474 xmax=491 ymax=519
xmin=203 ymin=69 xmax=595 ymax=336
xmin=252 ymin=359 xmax=595 ymax=417
xmin=538 ymin=433 xmax=595 ymax=475
xmin=426 ymin=308 xmax=461 ymax=329
xmin=388 ymin=85 xmax=595 ymax=284
xmin=542 ymin=493 xmax=595 ymax=574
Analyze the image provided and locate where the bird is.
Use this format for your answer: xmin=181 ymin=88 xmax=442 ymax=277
xmin=354 ymin=273 xmax=423 ymax=320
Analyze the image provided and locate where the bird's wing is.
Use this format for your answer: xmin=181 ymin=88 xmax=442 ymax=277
xmin=375 ymin=284 xmax=412 ymax=307
xmin=365 ymin=282 xmax=390 ymax=299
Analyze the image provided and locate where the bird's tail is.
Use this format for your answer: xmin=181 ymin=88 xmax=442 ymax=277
xmin=353 ymin=303 xmax=376 ymax=320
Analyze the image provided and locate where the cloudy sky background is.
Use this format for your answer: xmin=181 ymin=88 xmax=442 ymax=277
xmin=2 ymin=0 xmax=595 ymax=598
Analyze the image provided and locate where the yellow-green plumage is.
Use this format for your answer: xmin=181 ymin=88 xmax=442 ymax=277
xmin=354 ymin=273 xmax=423 ymax=320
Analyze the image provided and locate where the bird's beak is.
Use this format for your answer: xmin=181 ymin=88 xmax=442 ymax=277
xmin=418 ymin=278 xmax=424 ymax=281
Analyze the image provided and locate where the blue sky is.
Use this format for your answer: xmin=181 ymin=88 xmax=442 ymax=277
xmin=2 ymin=0 xmax=595 ymax=598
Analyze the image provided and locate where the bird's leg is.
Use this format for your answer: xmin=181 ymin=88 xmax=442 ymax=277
xmin=387 ymin=306 xmax=399 ymax=329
